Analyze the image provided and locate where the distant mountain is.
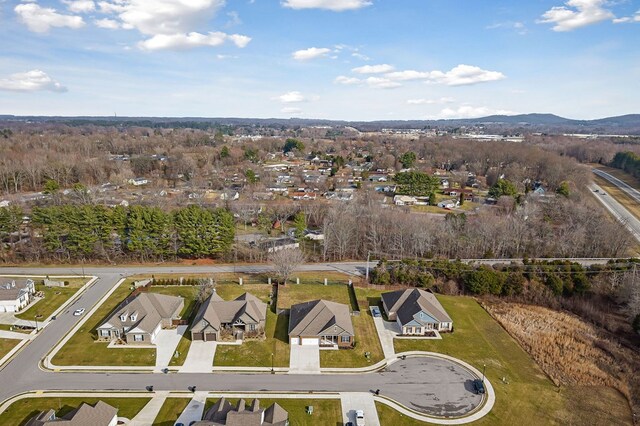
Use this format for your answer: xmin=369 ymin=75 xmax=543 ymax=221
xmin=0 ymin=113 xmax=638 ymax=134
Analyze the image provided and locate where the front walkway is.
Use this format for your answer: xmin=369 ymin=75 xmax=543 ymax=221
xmin=340 ymin=392 xmax=381 ymax=426
xmin=371 ymin=312 xmax=398 ymax=360
xmin=0 ymin=330 xmax=33 ymax=340
xmin=155 ymin=326 xmax=187 ymax=371
xmin=289 ymin=343 xmax=320 ymax=374
xmin=129 ymin=391 xmax=169 ymax=426
xmin=179 ymin=341 xmax=217 ymax=373
xmin=175 ymin=391 xmax=208 ymax=425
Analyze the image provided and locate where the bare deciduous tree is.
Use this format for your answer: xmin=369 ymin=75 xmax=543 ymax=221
xmin=270 ymin=248 xmax=305 ymax=285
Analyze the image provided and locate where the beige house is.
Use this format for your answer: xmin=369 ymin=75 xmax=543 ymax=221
xmin=190 ymin=292 xmax=267 ymax=342
xmin=96 ymin=292 xmax=184 ymax=345
xmin=26 ymin=401 xmax=117 ymax=426
xmin=194 ymin=398 xmax=288 ymax=426
xmin=288 ymin=299 xmax=354 ymax=348
xmin=381 ymin=288 xmax=453 ymax=335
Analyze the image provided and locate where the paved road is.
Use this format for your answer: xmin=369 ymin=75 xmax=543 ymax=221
xmin=589 ymin=182 xmax=640 ymax=242
xmin=0 ymin=265 xmax=484 ymax=419
xmin=593 ymin=168 xmax=640 ymax=203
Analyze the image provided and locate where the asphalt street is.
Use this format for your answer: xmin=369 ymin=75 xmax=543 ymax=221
xmin=593 ymin=168 xmax=640 ymax=203
xmin=589 ymin=182 xmax=640 ymax=242
xmin=0 ymin=265 xmax=482 ymax=418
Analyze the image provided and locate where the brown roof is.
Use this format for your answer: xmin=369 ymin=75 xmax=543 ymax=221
xmin=288 ymin=299 xmax=354 ymax=337
xmin=25 ymin=401 xmax=117 ymax=426
xmin=98 ymin=292 xmax=183 ymax=334
xmin=381 ymin=289 xmax=452 ymax=325
xmin=195 ymin=398 xmax=288 ymax=426
xmin=191 ymin=292 xmax=267 ymax=334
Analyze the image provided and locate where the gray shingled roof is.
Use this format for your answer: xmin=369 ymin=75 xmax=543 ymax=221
xmin=0 ymin=278 xmax=33 ymax=301
xmin=195 ymin=398 xmax=288 ymax=426
xmin=382 ymin=289 xmax=452 ymax=326
xmin=191 ymin=292 xmax=267 ymax=334
xmin=25 ymin=401 xmax=117 ymax=426
xmin=98 ymin=292 xmax=183 ymax=334
xmin=288 ymin=299 xmax=354 ymax=337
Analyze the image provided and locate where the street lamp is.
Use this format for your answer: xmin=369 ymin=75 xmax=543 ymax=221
xmin=271 ymin=352 xmax=275 ymax=374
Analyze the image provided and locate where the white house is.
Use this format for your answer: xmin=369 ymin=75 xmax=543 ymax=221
xmin=394 ymin=195 xmax=417 ymax=206
xmin=0 ymin=279 xmax=36 ymax=312
xmin=128 ymin=178 xmax=149 ymax=186
xmin=437 ymin=199 xmax=459 ymax=209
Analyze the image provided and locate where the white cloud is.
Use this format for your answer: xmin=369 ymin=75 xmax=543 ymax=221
xmin=486 ymin=21 xmax=527 ymax=35
xmin=538 ymin=0 xmax=614 ymax=31
xmin=407 ymin=97 xmax=455 ymax=105
xmin=95 ymin=18 xmax=120 ymax=29
xmin=351 ymin=64 xmax=394 ymax=74
xmin=613 ymin=10 xmax=640 ymax=24
xmin=351 ymin=52 xmax=370 ymax=61
xmin=435 ymin=105 xmax=515 ymax=119
xmin=276 ymin=91 xmax=306 ymax=103
xmin=96 ymin=0 xmax=251 ymax=50
xmin=281 ymin=107 xmax=303 ymax=115
xmin=138 ymin=32 xmax=250 ymax=51
xmin=364 ymin=77 xmax=401 ymax=89
xmin=62 ymin=0 xmax=95 ymax=13
xmin=282 ymin=0 xmax=372 ymax=12
xmin=292 ymin=47 xmax=331 ymax=60
xmin=15 ymin=3 xmax=85 ymax=33
xmin=0 ymin=70 xmax=67 ymax=93
xmin=427 ymin=64 xmax=505 ymax=86
xmin=334 ymin=75 xmax=361 ymax=85
xmin=385 ymin=70 xmax=432 ymax=81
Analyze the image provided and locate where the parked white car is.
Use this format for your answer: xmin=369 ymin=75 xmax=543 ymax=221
xmin=73 ymin=308 xmax=85 ymax=316
xmin=355 ymin=410 xmax=365 ymax=426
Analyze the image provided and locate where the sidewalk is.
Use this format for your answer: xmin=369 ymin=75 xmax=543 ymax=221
xmin=175 ymin=391 xmax=208 ymax=425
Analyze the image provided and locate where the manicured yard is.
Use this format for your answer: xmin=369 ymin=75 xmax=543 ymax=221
xmin=0 ymin=338 xmax=20 ymax=359
xmin=0 ymin=397 xmax=150 ymax=426
xmin=277 ymin=283 xmax=354 ymax=311
xmin=0 ymin=324 xmax=32 ymax=333
xmin=152 ymin=397 xmax=191 ymax=426
xmin=319 ymin=287 xmax=385 ymax=368
xmin=392 ymin=295 xmax=633 ymax=425
xmin=16 ymin=280 xmax=88 ymax=321
xmin=51 ymin=279 xmax=156 ymax=366
xmin=204 ymin=398 xmax=342 ymax=426
xmin=213 ymin=283 xmax=288 ymax=367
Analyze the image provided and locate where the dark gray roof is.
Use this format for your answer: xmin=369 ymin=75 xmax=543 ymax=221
xmin=288 ymin=299 xmax=354 ymax=337
xmin=191 ymin=292 xmax=267 ymax=334
xmin=382 ymin=289 xmax=452 ymax=326
xmin=195 ymin=398 xmax=288 ymax=426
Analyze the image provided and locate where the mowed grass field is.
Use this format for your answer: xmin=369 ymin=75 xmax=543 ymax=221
xmin=0 ymin=397 xmax=150 ymax=426
xmin=393 ymin=295 xmax=633 ymax=425
xmin=203 ymin=398 xmax=342 ymax=426
xmin=152 ymin=397 xmax=191 ymax=426
xmin=0 ymin=338 xmax=20 ymax=359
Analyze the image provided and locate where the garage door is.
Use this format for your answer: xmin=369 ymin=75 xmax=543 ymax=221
xmin=290 ymin=337 xmax=299 ymax=345
xmin=205 ymin=332 xmax=216 ymax=341
xmin=301 ymin=338 xmax=319 ymax=345
xmin=192 ymin=332 xmax=204 ymax=341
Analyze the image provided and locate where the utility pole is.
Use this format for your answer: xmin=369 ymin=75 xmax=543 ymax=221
xmin=365 ymin=252 xmax=371 ymax=283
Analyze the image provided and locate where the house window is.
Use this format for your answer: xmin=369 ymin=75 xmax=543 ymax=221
xmin=415 ymin=327 xmax=422 ymax=334
xmin=249 ymin=324 xmax=256 ymax=331
xmin=133 ymin=334 xmax=143 ymax=342
xmin=100 ymin=330 xmax=110 ymax=337
xmin=130 ymin=314 xmax=137 ymax=322
xmin=120 ymin=314 xmax=127 ymax=322
xmin=340 ymin=336 xmax=350 ymax=343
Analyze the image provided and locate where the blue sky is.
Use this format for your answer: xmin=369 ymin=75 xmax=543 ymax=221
xmin=0 ymin=0 xmax=638 ymax=120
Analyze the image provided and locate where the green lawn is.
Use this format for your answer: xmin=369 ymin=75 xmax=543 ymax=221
xmin=51 ymin=279 xmax=155 ymax=366
xmin=392 ymin=295 xmax=633 ymax=425
xmin=204 ymin=398 xmax=342 ymax=426
xmin=16 ymin=281 xmax=87 ymax=321
xmin=319 ymin=287 xmax=385 ymax=368
xmin=0 ymin=338 xmax=20 ymax=359
xmin=212 ymin=284 xmax=287 ymax=367
xmin=0 ymin=324 xmax=32 ymax=333
xmin=0 ymin=397 xmax=150 ymax=426
xmin=152 ymin=398 xmax=191 ymax=426
xmin=277 ymin=283 xmax=353 ymax=311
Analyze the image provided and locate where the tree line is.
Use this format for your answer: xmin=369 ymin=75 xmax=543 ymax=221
xmin=610 ymin=151 xmax=640 ymax=179
xmin=0 ymin=204 xmax=234 ymax=262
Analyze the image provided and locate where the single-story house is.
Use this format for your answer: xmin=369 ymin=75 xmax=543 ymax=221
xmin=0 ymin=279 xmax=35 ymax=313
xmin=26 ymin=401 xmax=118 ymax=426
xmin=190 ymin=292 xmax=267 ymax=341
xmin=394 ymin=195 xmax=417 ymax=206
xmin=96 ymin=292 xmax=184 ymax=345
xmin=381 ymin=288 xmax=453 ymax=334
xmin=288 ymin=299 xmax=354 ymax=348
xmin=437 ymin=199 xmax=459 ymax=209
xmin=194 ymin=398 xmax=288 ymax=426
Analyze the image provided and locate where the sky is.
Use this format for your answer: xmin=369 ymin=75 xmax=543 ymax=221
xmin=0 ymin=0 xmax=639 ymax=120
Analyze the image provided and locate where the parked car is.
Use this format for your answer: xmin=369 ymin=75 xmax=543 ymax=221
xmin=355 ymin=409 xmax=365 ymax=426
xmin=473 ymin=379 xmax=486 ymax=394
xmin=73 ymin=308 xmax=85 ymax=316
xmin=371 ymin=307 xmax=381 ymax=317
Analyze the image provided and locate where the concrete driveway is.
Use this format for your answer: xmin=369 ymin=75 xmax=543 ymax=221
xmin=289 ymin=344 xmax=320 ymax=374
xmin=0 ymin=313 xmax=36 ymax=328
xmin=179 ymin=341 xmax=217 ymax=373
xmin=155 ymin=326 xmax=187 ymax=371
xmin=175 ymin=391 xmax=207 ymax=425
xmin=371 ymin=313 xmax=398 ymax=359
xmin=341 ymin=392 xmax=380 ymax=426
